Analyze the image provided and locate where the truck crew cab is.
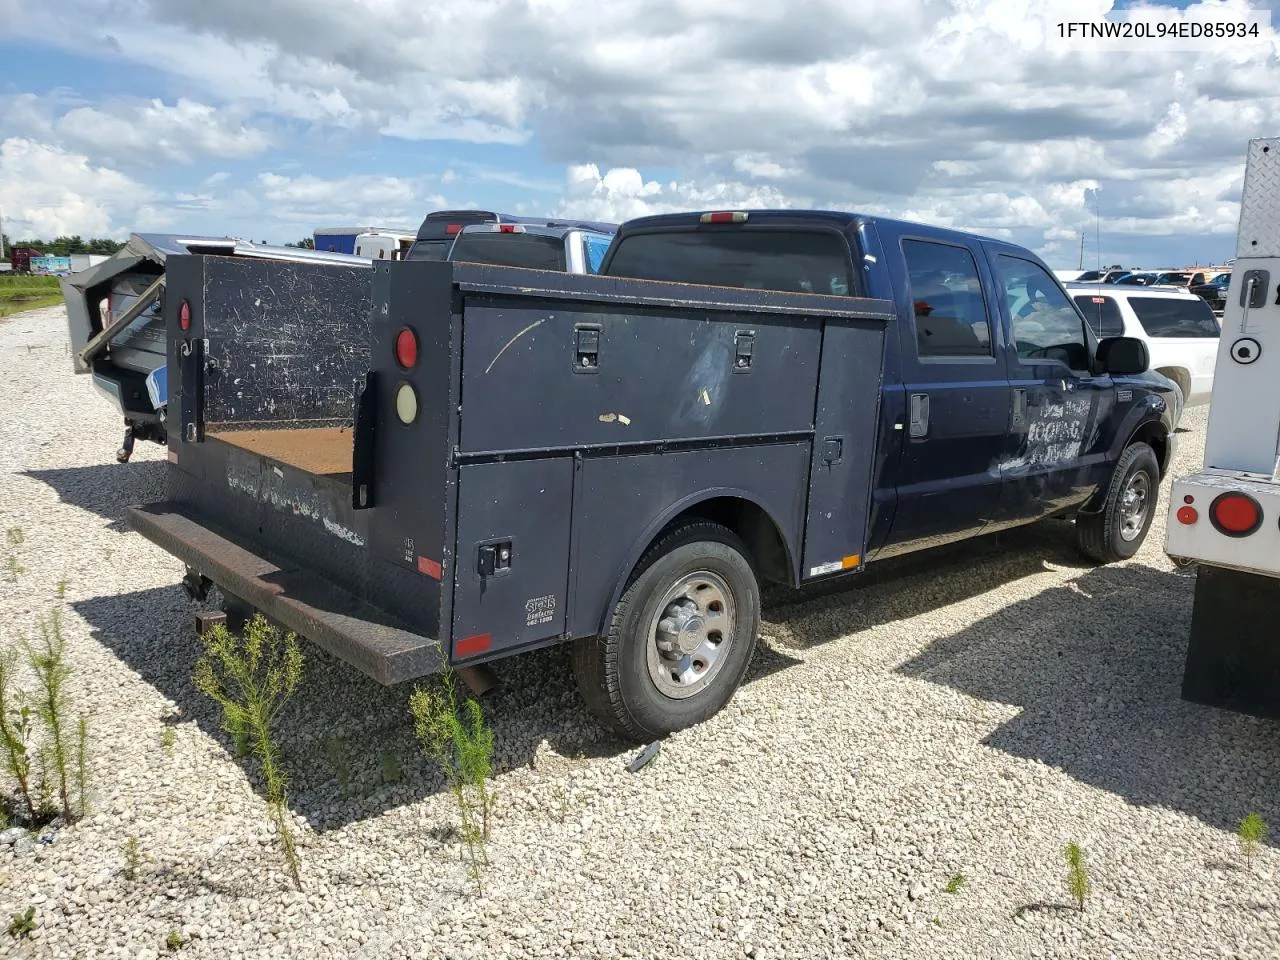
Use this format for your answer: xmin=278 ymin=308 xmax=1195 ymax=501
xmin=126 ymin=208 xmax=1177 ymax=742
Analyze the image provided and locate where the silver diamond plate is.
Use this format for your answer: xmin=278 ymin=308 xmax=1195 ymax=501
xmin=1237 ymin=137 xmax=1280 ymax=259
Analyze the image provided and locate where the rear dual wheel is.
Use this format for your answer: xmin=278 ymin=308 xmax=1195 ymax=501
xmin=572 ymin=521 xmax=760 ymax=742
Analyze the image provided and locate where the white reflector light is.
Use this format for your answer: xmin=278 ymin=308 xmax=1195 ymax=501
xmin=395 ymin=382 xmax=418 ymax=424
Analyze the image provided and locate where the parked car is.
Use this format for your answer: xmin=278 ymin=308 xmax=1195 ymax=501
xmin=1189 ymin=272 xmax=1232 ymax=313
xmin=405 ymin=210 xmax=616 ymax=263
xmin=354 ymin=231 xmax=416 ymax=261
xmin=1067 ymin=282 xmax=1220 ymax=407
xmin=446 ymin=222 xmax=616 ymax=273
xmin=1074 ymin=268 xmax=1135 ymax=284
xmin=129 ymin=207 xmax=1177 ymax=741
xmin=1112 ymin=272 xmax=1164 ymax=286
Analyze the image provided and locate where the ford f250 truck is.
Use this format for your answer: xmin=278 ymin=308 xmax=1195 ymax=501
xmin=125 ymin=209 xmax=1178 ymax=741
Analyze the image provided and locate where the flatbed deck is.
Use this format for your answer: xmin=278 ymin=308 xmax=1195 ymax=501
xmin=209 ymin=427 xmax=354 ymax=478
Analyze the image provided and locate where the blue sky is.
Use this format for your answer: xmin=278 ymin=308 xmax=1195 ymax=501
xmin=1 ymin=0 xmax=1278 ymax=268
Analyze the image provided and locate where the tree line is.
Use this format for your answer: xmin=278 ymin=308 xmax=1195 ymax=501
xmin=3 ymin=235 xmax=126 ymax=256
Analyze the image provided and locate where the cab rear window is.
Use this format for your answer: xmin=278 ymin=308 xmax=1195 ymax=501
xmin=448 ymin=233 xmax=567 ymax=271
xmin=604 ymin=229 xmax=853 ymax=295
xmin=405 ymin=240 xmax=449 ymax=262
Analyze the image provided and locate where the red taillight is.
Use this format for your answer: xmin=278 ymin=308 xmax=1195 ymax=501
xmin=445 ymin=224 xmax=463 ymax=235
xmin=179 ymin=300 xmax=191 ymax=331
xmin=1176 ymin=506 xmax=1198 ymax=525
xmin=700 ymin=211 xmax=749 ymax=224
xmin=497 ymin=224 xmax=524 ymax=233
xmin=395 ymin=327 xmax=418 ymax=368
xmin=1183 ymin=494 xmax=1195 ymax=504
xmin=1210 ymin=492 xmax=1262 ymax=537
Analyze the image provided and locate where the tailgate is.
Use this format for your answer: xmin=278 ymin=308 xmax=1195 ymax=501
xmin=137 ymin=253 xmax=449 ymax=684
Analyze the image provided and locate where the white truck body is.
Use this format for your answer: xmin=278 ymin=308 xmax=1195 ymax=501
xmin=1164 ymin=136 xmax=1280 ymax=717
xmin=354 ymin=231 xmax=416 ymax=261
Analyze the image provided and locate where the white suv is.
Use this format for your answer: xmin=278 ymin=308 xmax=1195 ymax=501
xmin=1065 ymin=283 xmax=1220 ymax=407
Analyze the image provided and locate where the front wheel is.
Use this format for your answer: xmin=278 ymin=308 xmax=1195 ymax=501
xmin=1075 ymin=441 xmax=1160 ymax=563
xmin=571 ymin=521 xmax=760 ymax=742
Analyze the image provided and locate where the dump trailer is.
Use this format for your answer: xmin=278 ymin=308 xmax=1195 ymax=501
xmin=1165 ymin=136 xmax=1280 ymax=717
xmin=62 ymin=233 xmax=369 ymax=462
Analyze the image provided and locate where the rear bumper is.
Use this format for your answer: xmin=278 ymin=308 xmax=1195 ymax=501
xmin=127 ymin=501 xmax=443 ymax=685
xmin=1165 ymin=470 xmax=1280 ymax=578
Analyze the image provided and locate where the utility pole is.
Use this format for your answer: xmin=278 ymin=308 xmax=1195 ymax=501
xmin=0 ymin=205 xmax=5 ymax=261
xmin=1078 ymin=230 xmax=1085 ymax=270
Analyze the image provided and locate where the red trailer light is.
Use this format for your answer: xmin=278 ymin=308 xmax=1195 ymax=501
xmin=1209 ymin=492 xmax=1262 ymax=536
xmin=179 ymin=300 xmax=191 ymax=331
xmin=395 ymin=327 xmax=418 ymax=369
xmin=699 ymin=211 xmax=749 ymax=224
xmin=1176 ymin=506 xmax=1198 ymax=525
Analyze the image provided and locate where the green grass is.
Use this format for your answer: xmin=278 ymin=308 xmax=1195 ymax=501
xmin=0 ymin=275 xmax=62 ymax=319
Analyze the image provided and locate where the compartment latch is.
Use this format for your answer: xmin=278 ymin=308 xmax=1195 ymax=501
xmin=574 ymin=324 xmax=601 ymax=372
xmin=478 ymin=540 xmax=513 ymax=577
xmin=734 ymin=330 xmax=755 ymax=371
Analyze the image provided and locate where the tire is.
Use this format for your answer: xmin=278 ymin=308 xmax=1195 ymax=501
xmin=1076 ymin=441 xmax=1160 ymax=563
xmin=571 ymin=521 xmax=761 ymax=742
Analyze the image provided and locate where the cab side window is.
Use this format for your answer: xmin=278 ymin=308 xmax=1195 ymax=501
xmin=997 ymin=255 xmax=1090 ymax=372
xmin=902 ymin=239 xmax=992 ymax=358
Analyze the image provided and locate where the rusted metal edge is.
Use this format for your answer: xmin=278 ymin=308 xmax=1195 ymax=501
xmin=126 ymin=502 xmax=443 ymax=686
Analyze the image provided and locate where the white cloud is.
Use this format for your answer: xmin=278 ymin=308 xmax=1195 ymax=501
xmin=1 ymin=0 xmax=1278 ymax=260
xmin=0 ymin=138 xmax=155 ymax=239
xmin=55 ymin=98 xmax=273 ymax=165
xmin=557 ymin=163 xmax=797 ymax=222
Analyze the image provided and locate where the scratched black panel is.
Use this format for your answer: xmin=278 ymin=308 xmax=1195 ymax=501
xmin=451 ymin=458 xmax=574 ymax=659
xmin=458 ymin=299 xmax=823 ymax=453
xmin=365 ymin=260 xmax=459 ymax=639
xmin=801 ymin=319 xmax=888 ymax=577
xmin=198 ymin=257 xmax=373 ymax=427
xmin=165 ymin=435 xmax=439 ymax=637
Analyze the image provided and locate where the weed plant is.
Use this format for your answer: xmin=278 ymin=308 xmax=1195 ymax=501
xmin=193 ymin=615 xmax=304 ymax=890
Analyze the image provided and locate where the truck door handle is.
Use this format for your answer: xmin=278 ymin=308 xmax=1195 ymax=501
xmin=909 ymin=393 xmax=930 ymax=438
xmin=1012 ymin=388 xmax=1027 ymax=425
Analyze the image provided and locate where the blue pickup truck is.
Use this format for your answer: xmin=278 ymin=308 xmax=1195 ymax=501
xmin=125 ymin=207 xmax=1179 ymax=742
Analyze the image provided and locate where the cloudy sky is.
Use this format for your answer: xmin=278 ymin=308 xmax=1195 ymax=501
xmin=1 ymin=0 xmax=1277 ymax=267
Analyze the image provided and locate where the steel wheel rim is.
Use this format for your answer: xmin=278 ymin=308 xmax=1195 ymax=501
xmin=1119 ymin=471 xmax=1151 ymax=542
xmin=646 ymin=570 xmax=736 ymax=700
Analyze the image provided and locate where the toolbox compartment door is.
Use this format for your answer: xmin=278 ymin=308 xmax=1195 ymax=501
xmin=450 ymin=458 xmax=574 ymax=660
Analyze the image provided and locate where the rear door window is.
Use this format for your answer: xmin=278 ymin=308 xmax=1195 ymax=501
xmin=447 ymin=233 xmax=567 ymax=271
xmin=1072 ymin=294 xmax=1126 ymax=338
xmin=901 ymin=239 xmax=992 ymax=357
xmin=604 ymin=229 xmax=853 ymax=295
xmin=1128 ymin=297 xmax=1221 ymax=338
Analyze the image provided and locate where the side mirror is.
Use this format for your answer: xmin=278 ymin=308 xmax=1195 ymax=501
xmin=1096 ymin=335 xmax=1149 ymax=376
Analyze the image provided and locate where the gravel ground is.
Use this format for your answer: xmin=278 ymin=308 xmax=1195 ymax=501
xmin=3 ymin=304 xmax=1280 ymax=960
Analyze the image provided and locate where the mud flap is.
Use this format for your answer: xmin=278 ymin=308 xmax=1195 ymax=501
xmin=1182 ymin=564 xmax=1280 ymax=719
